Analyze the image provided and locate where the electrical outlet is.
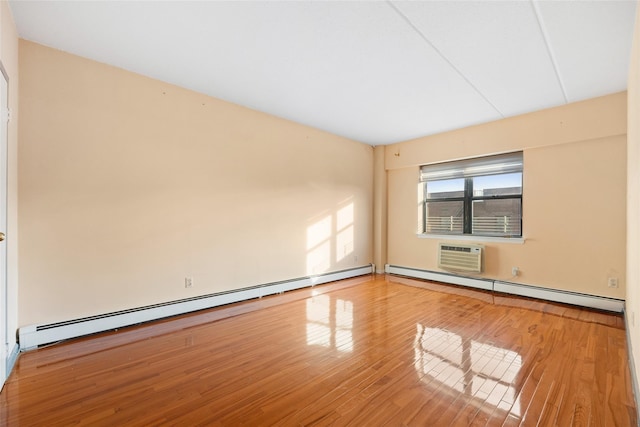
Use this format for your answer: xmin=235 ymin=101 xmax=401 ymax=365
xmin=607 ymin=277 xmax=618 ymax=288
xmin=511 ymin=267 xmax=519 ymax=277
xmin=185 ymin=277 xmax=193 ymax=288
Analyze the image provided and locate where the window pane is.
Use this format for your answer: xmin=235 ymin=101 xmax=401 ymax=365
xmin=472 ymin=199 xmax=522 ymax=236
xmin=426 ymin=178 xmax=465 ymax=200
xmin=426 ymin=201 xmax=463 ymax=234
xmin=472 ymin=173 xmax=522 ymax=197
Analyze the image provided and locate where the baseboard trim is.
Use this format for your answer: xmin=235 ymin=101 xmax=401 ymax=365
xmin=385 ymin=265 xmax=624 ymax=313
xmin=6 ymin=343 xmax=19 ymax=376
xmin=385 ymin=265 xmax=493 ymax=291
xmin=624 ymin=306 xmax=640 ymax=427
xmin=494 ymin=280 xmax=624 ymax=313
xmin=19 ymin=265 xmax=374 ymax=351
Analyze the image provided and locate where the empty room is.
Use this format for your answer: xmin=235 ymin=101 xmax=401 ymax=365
xmin=1 ymin=1 xmax=640 ymax=425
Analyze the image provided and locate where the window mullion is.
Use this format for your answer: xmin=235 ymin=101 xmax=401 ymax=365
xmin=423 ymin=197 xmax=427 ymax=234
xmin=463 ymin=178 xmax=472 ymax=234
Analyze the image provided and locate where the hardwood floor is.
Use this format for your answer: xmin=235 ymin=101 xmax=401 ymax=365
xmin=1 ymin=274 xmax=636 ymax=426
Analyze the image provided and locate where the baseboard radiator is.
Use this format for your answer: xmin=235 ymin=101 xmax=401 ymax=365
xmin=623 ymin=308 xmax=640 ymax=425
xmin=385 ymin=265 xmax=624 ymax=313
xmin=19 ymin=265 xmax=374 ymax=351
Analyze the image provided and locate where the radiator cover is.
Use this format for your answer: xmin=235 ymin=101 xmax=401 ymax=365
xmin=19 ymin=265 xmax=374 ymax=350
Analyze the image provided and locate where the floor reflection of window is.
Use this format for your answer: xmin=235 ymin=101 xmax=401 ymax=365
xmin=306 ymin=293 xmax=353 ymax=353
xmin=414 ymin=324 xmax=522 ymax=416
xmin=335 ymin=299 xmax=353 ymax=352
xmin=306 ymin=295 xmax=331 ymax=348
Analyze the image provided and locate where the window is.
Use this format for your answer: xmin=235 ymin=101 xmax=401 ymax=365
xmin=420 ymin=152 xmax=523 ymax=238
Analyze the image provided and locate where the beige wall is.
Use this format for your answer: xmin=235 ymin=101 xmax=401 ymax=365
xmin=18 ymin=40 xmax=373 ymax=326
xmin=1 ymin=1 xmax=19 ymax=358
xmin=13 ymin=18 xmax=639 ymax=394
xmin=627 ymin=4 xmax=640 ymax=396
xmin=372 ymin=145 xmax=387 ymax=273
xmin=387 ymin=92 xmax=627 ymax=299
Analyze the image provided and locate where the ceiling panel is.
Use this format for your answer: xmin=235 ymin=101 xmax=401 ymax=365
xmin=535 ymin=0 xmax=637 ymax=102
xmin=392 ymin=1 xmax=566 ymax=117
xmin=11 ymin=1 xmax=502 ymax=144
xmin=9 ymin=0 xmax=638 ymax=145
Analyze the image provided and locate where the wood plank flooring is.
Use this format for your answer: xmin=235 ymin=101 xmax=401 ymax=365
xmin=0 ymin=274 xmax=636 ymax=426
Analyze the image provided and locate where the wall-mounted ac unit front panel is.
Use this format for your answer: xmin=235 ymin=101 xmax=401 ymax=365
xmin=438 ymin=243 xmax=483 ymax=273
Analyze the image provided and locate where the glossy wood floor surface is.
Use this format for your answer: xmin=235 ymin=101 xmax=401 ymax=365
xmin=1 ymin=275 xmax=636 ymax=426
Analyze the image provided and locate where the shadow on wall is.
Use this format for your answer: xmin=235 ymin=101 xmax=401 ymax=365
xmin=306 ymin=197 xmax=356 ymax=276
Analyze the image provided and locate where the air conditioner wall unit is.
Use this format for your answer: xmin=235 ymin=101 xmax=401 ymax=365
xmin=438 ymin=243 xmax=483 ymax=273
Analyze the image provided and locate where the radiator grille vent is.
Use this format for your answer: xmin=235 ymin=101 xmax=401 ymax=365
xmin=438 ymin=243 xmax=483 ymax=273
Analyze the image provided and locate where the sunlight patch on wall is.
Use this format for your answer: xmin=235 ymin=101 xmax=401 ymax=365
xmin=307 ymin=216 xmax=332 ymax=250
xmin=306 ymin=216 xmax=332 ymax=275
xmin=305 ymin=199 xmax=356 ymax=276
xmin=336 ymin=203 xmax=354 ymax=262
xmin=336 ymin=203 xmax=354 ymax=230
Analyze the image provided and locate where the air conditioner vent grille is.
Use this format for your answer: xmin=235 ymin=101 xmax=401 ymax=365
xmin=438 ymin=243 xmax=483 ymax=273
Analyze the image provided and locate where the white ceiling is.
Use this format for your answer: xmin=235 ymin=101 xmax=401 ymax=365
xmin=8 ymin=0 xmax=638 ymax=145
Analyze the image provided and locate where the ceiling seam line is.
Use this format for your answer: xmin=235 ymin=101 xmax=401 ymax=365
xmin=530 ymin=0 xmax=568 ymax=103
xmin=386 ymin=1 xmax=504 ymax=118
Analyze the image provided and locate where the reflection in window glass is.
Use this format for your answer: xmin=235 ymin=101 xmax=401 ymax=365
xmin=472 ymin=199 xmax=522 ymax=237
xmin=426 ymin=178 xmax=465 ymax=200
xmin=425 ymin=201 xmax=464 ymax=234
xmin=472 ymin=173 xmax=522 ymax=197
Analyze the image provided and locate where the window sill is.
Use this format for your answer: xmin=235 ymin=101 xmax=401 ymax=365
xmin=416 ymin=233 xmax=525 ymax=244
